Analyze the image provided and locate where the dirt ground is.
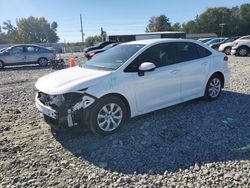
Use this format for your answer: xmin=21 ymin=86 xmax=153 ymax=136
xmin=0 ymin=54 xmax=249 ymax=187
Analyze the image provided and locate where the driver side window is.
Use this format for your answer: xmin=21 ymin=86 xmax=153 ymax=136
xmin=124 ymin=43 xmax=176 ymax=72
xmin=10 ymin=47 xmax=23 ymax=55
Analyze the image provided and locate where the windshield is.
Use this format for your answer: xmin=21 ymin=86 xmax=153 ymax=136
xmin=103 ymin=43 xmax=117 ymax=50
xmin=93 ymin=42 xmax=102 ymax=47
xmin=205 ymin=39 xmax=218 ymax=45
xmin=84 ymin=44 xmax=145 ymax=70
xmin=200 ymin=39 xmax=211 ymax=43
xmin=224 ymin=38 xmax=236 ymax=43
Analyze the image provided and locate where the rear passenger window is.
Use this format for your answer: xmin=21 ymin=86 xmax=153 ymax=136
xmin=175 ymin=42 xmax=211 ymax=62
xmin=26 ymin=46 xmax=39 ymax=53
xmin=38 ymin=48 xmax=49 ymax=53
xmin=197 ymin=45 xmax=212 ymax=58
xmin=175 ymin=42 xmax=200 ymax=62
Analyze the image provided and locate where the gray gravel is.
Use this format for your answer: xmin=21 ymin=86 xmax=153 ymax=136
xmin=0 ymin=54 xmax=250 ymax=187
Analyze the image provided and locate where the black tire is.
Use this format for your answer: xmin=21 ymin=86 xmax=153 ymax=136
xmin=223 ymin=47 xmax=231 ymax=55
xmin=43 ymin=115 xmax=68 ymax=133
xmin=38 ymin=57 xmax=49 ymax=66
xmin=237 ymin=46 xmax=249 ymax=57
xmin=0 ymin=60 xmax=4 ymax=69
xmin=204 ymin=74 xmax=223 ymax=101
xmin=88 ymin=96 xmax=127 ymax=136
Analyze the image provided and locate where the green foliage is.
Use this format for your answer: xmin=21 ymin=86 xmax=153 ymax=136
xmin=239 ymin=3 xmax=250 ymax=36
xmin=0 ymin=26 xmax=8 ymax=44
xmin=146 ymin=3 xmax=250 ymax=36
xmin=85 ymin=35 xmax=103 ymax=47
xmin=171 ymin=22 xmax=182 ymax=31
xmin=146 ymin=15 xmax=172 ymax=32
xmin=182 ymin=3 xmax=250 ymax=36
xmin=0 ymin=17 xmax=59 ymax=44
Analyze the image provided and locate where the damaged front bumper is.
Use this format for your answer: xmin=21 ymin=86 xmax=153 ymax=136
xmin=35 ymin=92 xmax=96 ymax=127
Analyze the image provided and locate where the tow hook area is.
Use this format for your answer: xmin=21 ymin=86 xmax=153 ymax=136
xmin=66 ymin=95 xmax=95 ymax=127
xmin=67 ymin=109 xmax=75 ymax=127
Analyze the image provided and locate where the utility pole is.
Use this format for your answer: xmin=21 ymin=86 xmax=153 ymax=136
xmin=101 ymin=27 xmax=104 ymax=36
xmin=220 ymin=12 xmax=225 ymax=37
xmin=80 ymin=14 xmax=84 ymax=49
xmin=101 ymin=27 xmax=104 ymax=41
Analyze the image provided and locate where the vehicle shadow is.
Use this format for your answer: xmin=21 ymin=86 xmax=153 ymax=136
xmin=0 ymin=65 xmax=50 ymax=71
xmin=52 ymin=90 xmax=250 ymax=174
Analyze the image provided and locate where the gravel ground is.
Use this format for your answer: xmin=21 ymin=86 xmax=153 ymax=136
xmin=0 ymin=54 xmax=250 ymax=187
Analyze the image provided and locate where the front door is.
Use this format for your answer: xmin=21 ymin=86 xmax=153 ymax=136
xmin=124 ymin=43 xmax=182 ymax=113
xmin=5 ymin=46 xmax=25 ymax=64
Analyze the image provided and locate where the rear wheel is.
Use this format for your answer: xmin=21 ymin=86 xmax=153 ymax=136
xmin=237 ymin=46 xmax=249 ymax=57
xmin=0 ymin=61 xmax=4 ymax=69
xmin=89 ymin=96 xmax=127 ymax=136
xmin=204 ymin=74 xmax=222 ymax=101
xmin=223 ymin=47 xmax=231 ymax=55
xmin=38 ymin=58 xmax=48 ymax=66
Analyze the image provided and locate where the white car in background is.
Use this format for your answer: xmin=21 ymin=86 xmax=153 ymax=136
xmin=218 ymin=40 xmax=237 ymax=55
xmin=35 ymin=39 xmax=230 ymax=136
xmin=230 ymin=35 xmax=250 ymax=56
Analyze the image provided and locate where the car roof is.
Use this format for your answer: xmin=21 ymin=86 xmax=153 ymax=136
xmin=123 ymin=38 xmax=199 ymax=45
xmin=10 ymin=44 xmax=46 ymax=48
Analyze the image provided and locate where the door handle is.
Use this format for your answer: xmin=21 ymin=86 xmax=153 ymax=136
xmin=202 ymin=62 xmax=208 ymax=66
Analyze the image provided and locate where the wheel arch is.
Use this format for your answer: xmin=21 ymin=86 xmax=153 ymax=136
xmin=238 ymin=45 xmax=250 ymax=51
xmin=99 ymin=93 xmax=131 ymax=118
xmin=223 ymin=46 xmax=232 ymax=51
xmin=0 ymin=59 xmax=5 ymax=67
xmin=208 ymin=71 xmax=225 ymax=88
xmin=38 ymin=57 xmax=48 ymax=62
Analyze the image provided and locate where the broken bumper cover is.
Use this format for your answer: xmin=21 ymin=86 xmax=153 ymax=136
xmin=231 ymin=49 xmax=237 ymax=55
xmin=35 ymin=94 xmax=57 ymax=119
xmin=35 ymin=93 xmax=96 ymax=127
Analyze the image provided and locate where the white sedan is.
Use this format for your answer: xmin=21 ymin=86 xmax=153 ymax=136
xmin=35 ymin=39 xmax=230 ymax=136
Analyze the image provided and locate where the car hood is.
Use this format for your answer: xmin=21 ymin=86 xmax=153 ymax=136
xmin=84 ymin=46 xmax=98 ymax=52
xmin=35 ymin=66 xmax=111 ymax=95
xmin=220 ymin=42 xmax=234 ymax=48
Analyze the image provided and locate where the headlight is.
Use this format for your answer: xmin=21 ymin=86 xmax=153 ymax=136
xmin=233 ymin=42 xmax=238 ymax=47
xmin=63 ymin=92 xmax=84 ymax=104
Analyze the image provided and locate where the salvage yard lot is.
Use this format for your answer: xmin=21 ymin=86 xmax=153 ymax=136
xmin=0 ymin=55 xmax=249 ymax=187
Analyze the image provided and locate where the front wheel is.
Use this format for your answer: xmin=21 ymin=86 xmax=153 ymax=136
xmin=204 ymin=74 xmax=222 ymax=101
xmin=88 ymin=96 xmax=127 ymax=136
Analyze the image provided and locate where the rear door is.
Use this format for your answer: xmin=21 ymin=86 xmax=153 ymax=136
xmin=24 ymin=46 xmax=40 ymax=63
xmin=175 ymin=42 xmax=212 ymax=100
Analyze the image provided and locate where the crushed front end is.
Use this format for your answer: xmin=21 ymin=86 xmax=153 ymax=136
xmin=35 ymin=91 xmax=96 ymax=128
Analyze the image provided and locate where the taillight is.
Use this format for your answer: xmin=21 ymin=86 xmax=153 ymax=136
xmin=224 ymin=56 xmax=228 ymax=61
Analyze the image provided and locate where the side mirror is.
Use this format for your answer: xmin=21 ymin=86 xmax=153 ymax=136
xmin=138 ymin=62 xmax=156 ymax=76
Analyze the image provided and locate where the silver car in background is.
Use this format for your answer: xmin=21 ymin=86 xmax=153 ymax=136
xmin=0 ymin=44 xmax=56 ymax=69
